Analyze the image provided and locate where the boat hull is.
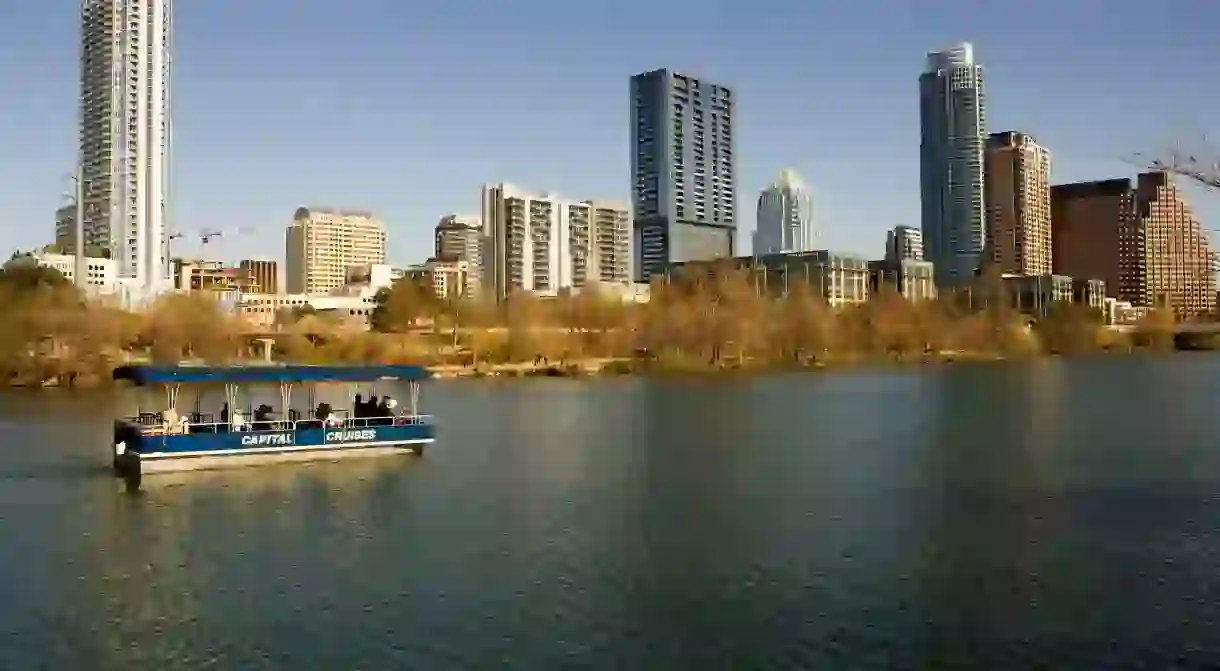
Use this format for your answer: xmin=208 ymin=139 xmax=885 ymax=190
xmin=140 ymin=441 xmax=429 ymax=474
xmin=114 ymin=422 xmax=435 ymax=477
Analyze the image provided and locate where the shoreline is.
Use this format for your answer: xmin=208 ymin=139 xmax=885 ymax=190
xmin=425 ymin=348 xmax=1150 ymax=380
xmin=11 ymin=346 xmax=1202 ymax=389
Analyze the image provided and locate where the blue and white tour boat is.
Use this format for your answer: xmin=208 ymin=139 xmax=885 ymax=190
xmin=110 ymin=364 xmax=436 ymax=487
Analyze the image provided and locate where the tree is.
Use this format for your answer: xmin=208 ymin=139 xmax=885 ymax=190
xmin=0 ymin=259 xmax=72 ymax=292
xmin=139 ymin=293 xmax=243 ymax=363
xmin=370 ymin=278 xmax=432 ymax=333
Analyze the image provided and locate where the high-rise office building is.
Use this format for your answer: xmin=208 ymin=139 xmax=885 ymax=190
xmin=434 ymin=214 xmax=484 ymax=297
xmin=984 ymin=131 xmax=1052 ymax=275
xmin=919 ymin=43 xmax=986 ymax=287
xmin=285 ymin=207 xmax=386 ymax=295
xmin=1051 ymin=172 xmax=1215 ymax=316
xmin=482 ymin=184 xmax=631 ymax=300
xmin=885 ymin=226 xmax=924 ymax=262
xmin=79 ymin=0 xmax=171 ymax=291
xmin=239 ymin=259 xmax=278 ymax=294
xmin=755 ymin=169 xmax=814 ymax=255
xmin=631 ymin=69 xmax=736 ymax=279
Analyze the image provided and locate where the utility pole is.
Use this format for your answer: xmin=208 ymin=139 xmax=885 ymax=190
xmin=73 ymin=166 xmax=85 ymax=289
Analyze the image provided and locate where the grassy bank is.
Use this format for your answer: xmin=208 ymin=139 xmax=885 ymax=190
xmin=0 ymin=256 xmax=1206 ymax=389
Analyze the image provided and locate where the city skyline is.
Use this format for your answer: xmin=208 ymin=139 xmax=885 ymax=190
xmin=3 ymin=1 xmax=1220 ymax=266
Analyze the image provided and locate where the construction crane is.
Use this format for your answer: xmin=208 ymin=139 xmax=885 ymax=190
xmin=164 ymin=227 xmax=250 ymax=279
xmin=1124 ymin=131 xmax=1220 ymax=282
xmin=167 ymin=227 xmax=248 ymax=245
xmin=1124 ymin=125 xmax=1220 ymax=190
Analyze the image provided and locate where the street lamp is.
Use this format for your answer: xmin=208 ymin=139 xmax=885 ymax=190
xmin=63 ymin=166 xmax=87 ymax=289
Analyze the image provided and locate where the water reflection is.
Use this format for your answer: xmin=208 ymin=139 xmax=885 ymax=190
xmin=5 ymin=361 xmax=1220 ymax=666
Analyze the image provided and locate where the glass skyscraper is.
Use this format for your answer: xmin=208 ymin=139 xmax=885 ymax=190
xmin=919 ymin=43 xmax=986 ymax=287
xmin=754 ymin=169 xmax=814 ymax=255
xmin=630 ymin=69 xmax=737 ymax=279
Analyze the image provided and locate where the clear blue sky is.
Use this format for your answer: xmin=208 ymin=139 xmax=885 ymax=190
xmin=3 ymin=0 xmax=1220 ymax=266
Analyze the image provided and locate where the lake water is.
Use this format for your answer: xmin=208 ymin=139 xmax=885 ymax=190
xmin=3 ymin=356 xmax=1220 ymax=668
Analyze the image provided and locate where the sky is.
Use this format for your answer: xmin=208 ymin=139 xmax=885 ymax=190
xmin=3 ymin=0 xmax=1220 ymax=266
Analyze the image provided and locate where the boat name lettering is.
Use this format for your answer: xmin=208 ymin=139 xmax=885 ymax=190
xmin=241 ymin=433 xmax=295 ymax=446
xmin=327 ymin=429 xmax=377 ymax=442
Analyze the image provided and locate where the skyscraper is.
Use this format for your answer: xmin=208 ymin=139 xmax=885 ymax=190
xmin=755 ymin=169 xmax=814 ymax=255
xmin=919 ymin=43 xmax=986 ymax=287
xmin=984 ymin=131 xmax=1052 ymax=275
xmin=79 ymin=0 xmax=171 ymax=292
xmin=885 ymin=226 xmax=924 ymax=262
xmin=631 ymin=69 xmax=736 ymax=279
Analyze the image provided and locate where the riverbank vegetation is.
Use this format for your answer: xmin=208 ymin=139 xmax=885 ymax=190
xmin=0 ymin=258 xmax=1207 ymax=386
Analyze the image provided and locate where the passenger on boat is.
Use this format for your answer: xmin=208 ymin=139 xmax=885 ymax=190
xmin=163 ymin=407 xmax=183 ymax=434
xmin=252 ymin=404 xmax=274 ymax=431
xmin=231 ymin=409 xmax=249 ymax=432
xmin=353 ymin=394 xmax=365 ymax=418
xmin=253 ymin=404 xmax=272 ymax=422
xmin=315 ymin=403 xmax=331 ymax=422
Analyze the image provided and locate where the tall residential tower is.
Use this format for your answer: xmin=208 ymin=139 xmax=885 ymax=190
xmin=481 ymin=183 xmax=631 ymax=301
xmin=755 ymin=169 xmax=814 ymax=255
xmin=984 ymin=131 xmax=1052 ymax=275
xmin=79 ymin=0 xmax=171 ymax=292
xmin=630 ymin=69 xmax=736 ymax=279
xmin=919 ymin=43 xmax=986 ymax=287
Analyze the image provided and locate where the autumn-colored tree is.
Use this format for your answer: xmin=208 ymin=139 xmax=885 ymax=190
xmin=369 ymin=278 xmax=433 ymax=333
xmin=775 ymin=281 xmax=837 ymax=364
xmin=1131 ymin=307 xmax=1177 ymax=351
xmin=1035 ymin=303 xmax=1106 ymax=354
xmin=503 ymin=290 xmax=562 ymax=362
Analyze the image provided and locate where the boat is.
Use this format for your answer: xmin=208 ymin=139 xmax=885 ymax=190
xmin=110 ymin=364 xmax=436 ymax=488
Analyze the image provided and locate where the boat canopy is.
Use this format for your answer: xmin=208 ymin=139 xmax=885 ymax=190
xmin=113 ymin=364 xmax=432 ymax=386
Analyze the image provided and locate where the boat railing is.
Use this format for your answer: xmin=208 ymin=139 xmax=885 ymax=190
xmin=123 ymin=414 xmax=433 ymax=436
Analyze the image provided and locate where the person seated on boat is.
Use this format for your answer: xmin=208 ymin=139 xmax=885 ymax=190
xmin=252 ymin=403 xmax=274 ymax=430
xmin=219 ymin=403 xmax=230 ymax=432
xmin=353 ymin=394 xmax=365 ymax=418
xmin=162 ymin=407 xmax=182 ymax=434
xmin=231 ymin=409 xmax=249 ymax=432
xmin=383 ymin=396 xmax=399 ymax=425
xmin=366 ymin=396 xmax=388 ymax=425
xmin=365 ymin=395 xmax=379 ymax=419
xmin=325 ymin=410 xmax=343 ymax=428
xmin=315 ymin=402 xmax=330 ymax=422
